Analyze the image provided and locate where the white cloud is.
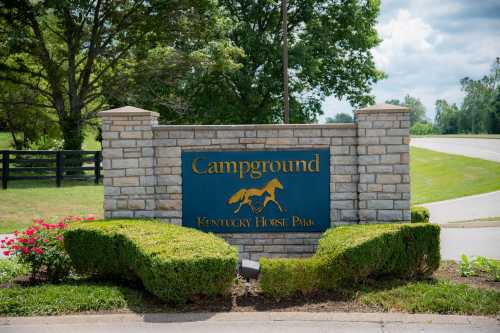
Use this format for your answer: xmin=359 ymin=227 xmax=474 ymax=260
xmin=320 ymin=0 xmax=500 ymax=123
xmin=373 ymin=9 xmax=438 ymax=71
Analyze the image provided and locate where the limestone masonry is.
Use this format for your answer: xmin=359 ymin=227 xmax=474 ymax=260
xmin=99 ymin=103 xmax=410 ymax=259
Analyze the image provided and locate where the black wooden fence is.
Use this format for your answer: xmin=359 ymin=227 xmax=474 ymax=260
xmin=0 ymin=150 xmax=102 ymax=189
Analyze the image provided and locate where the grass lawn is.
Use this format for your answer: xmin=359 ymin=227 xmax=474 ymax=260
xmin=0 ymin=131 xmax=100 ymax=150
xmin=0 ymin=282 xmax=144 ymax=316
xmin=412 ymin=134 xmax=500 ymax=139
xmin=0 ymin=180 xmax=103 ymax=233
xmin=358 ymin=279 xmax=500 ymax=315
xmin=411 ymin=147 xmax=500 ymax=204
xmin=0 ymin=270 xmax=498 ymax=316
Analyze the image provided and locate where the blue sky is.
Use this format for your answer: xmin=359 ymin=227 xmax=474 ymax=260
xmin=320 ymin=0 xmax=500 ymax=122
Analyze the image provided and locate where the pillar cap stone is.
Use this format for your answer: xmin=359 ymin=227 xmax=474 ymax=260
xmin=356 ymin=103 xmax=409 ymax=113
xmin=98 ymin=106 xmax=159 ymax=117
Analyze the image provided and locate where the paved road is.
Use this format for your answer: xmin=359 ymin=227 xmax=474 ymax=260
xmin=422 ymin=191 xmax=500 ymax=224
xmin=1 ymin=312 xmax=498 ymax=333
xmin=419 ymin=191 xmax=500 ymax=260
xmin=411 ymin=137 xmax=500 ymax=162
xmin=441 ymin=226 xmax=500 ymax=260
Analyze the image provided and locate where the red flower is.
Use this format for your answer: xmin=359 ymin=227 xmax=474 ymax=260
xmin=11 ymin=245 xmax=19 ymax=250
xmin=24 ymin=228 xmax=36 ymax=236
xmin=55 ymin=235 xmax=64 ymax=241
xmin=28 ymin=238 xmax=36 ymax=244
xmin=32 ymin=247 xmax=44 ymax=255
xmin=22 ymin=247 xmax=29 ymax=254
xmin=18 ymin=238 xmax=27 ymax=243
xmin=2 ymin=251 xmax=9 ymax=256
xmin=43 ymin=239 xmax=49 ymax=243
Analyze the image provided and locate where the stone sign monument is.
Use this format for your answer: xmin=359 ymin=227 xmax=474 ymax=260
xmin=99 ymin=103 xmax=410 ymax=259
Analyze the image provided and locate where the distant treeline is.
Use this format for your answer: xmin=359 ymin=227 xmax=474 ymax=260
xmin=327 ymin=58 xmax=500 ymax=135
xmin=398 ymin=59 xmax=499 ymax=135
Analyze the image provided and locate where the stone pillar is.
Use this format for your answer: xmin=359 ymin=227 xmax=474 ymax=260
xmin=99 ymin=106 xmax=159 ymax=218
xmin=356 ymin=103 xmax=411 ymax=223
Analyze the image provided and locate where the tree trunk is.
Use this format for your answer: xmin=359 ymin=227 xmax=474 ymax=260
xmin=61 ymin=114 xmax=83 ymax=150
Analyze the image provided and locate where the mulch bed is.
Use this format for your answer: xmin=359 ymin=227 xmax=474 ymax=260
xmin=434 ymin=261 xmax=500 ymax=291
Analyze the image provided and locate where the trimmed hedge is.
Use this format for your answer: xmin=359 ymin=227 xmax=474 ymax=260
xmin=260 ymin=223 xmax=440 ymax=298
xmin=411 ymin=206 xmax=430 ymax=223
xmin=64 ymin=220 xmax=238 ymax=303
xmin=259 ymin=258 xmax=320 ymax=298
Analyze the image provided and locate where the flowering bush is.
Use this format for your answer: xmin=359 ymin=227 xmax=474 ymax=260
xmin=1 ymin=215 xmax=96 ymax=282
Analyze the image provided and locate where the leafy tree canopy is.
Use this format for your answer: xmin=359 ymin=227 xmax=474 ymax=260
xmin=108 ymin=0 xmax=384 ymax=124
xmin=385 ymin=95 xmax=427 ymax=126
xmin=459 ymin=59 xmax=500 ymax=134
xmin=0 ymin=0 xmax=223 ymax=149
xmin=1 ymin=0 xmax=384 ymax=150
xmin=434 ymin=59 xmax=500 ymax=134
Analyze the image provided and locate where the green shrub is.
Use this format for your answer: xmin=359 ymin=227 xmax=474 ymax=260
xmin=411 ymin=206 xmax=430 ymax=223
xmin=259 ymin=257 xmax=320 ymax=298
xmin=410 ymin=122 xmax=434 ymax=135
xmin=474 ymin=256 xmax=500 ymax=282
xmin=459 ymin=255 xmax=500 ymax=281
xmin=1 ymin=218 xmax=77 ymax=282
xmin=316 ymin=223 xmax=440 ymax=289
xmin=259 ymin=223 xmax=440 ymax=298
xmin=64 ymin=220 xmax=238 ymax=303
xmin=459 ymin=254 xmax=475 ymax=277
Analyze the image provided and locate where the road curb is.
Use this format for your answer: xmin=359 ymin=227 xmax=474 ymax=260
xmin=1 ymin=311 xmax=498 ymax=327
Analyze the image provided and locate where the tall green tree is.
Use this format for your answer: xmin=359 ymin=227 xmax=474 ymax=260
xmin=434 ymin=99 xmax=460 ymax=134
xmin=0 ymin=0 xmax=219 ymax=149
xmin=460 ymin=58 xmax=500 ymax=134
xmin=111 ymin=0 xmax=384 ymax=124
xmin=386 ymin=95 xmax=427 ymax=126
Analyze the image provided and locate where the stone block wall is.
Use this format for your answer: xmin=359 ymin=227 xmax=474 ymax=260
xmin=99 ymin=103 xmax=410 ymax=259
xmin=100 ymin=107 xmax=158 ymax=217
xmin=356 ymin=105 xmax=411 ymax=223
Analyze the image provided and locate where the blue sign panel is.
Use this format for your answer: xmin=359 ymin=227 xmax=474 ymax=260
xmin=182 ymin=149 xmax=330 ymax=233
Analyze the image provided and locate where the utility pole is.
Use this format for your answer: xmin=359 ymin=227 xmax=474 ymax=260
xmin=282 ymin=0 xmax=289 ymax=123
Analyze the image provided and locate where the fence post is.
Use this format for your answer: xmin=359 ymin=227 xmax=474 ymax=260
xmin=56 ymin=151 xmax=62 ymax=187
xmin=94 ymin=151 xmax=101 ymax=184
xmin=2 ymin=151 xmax=8 ymax=189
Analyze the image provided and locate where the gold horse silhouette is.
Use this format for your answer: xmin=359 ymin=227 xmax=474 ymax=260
xmin=227 ymin=178 xmax=284 ymax=214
